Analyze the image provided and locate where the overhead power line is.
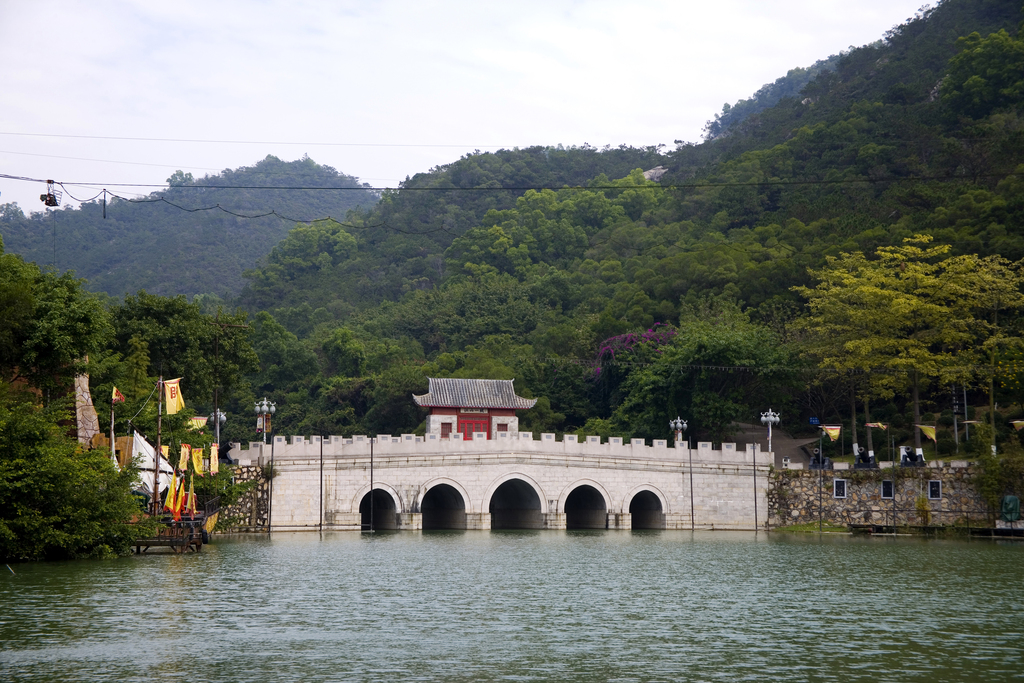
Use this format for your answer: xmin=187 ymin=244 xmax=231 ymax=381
xmin=2 ymin=171 xmax=1017 ymax=194
xmin=0 ymin=131 xmax=506 ymax=149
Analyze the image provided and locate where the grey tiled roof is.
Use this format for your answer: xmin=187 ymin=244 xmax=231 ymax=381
xmin=413 ymin=378 xmax=537 ymax=410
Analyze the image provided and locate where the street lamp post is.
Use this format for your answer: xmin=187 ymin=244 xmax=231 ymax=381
xmin=760 ymin=409 xmax=780 ymax=456
xmin=208 ymin=409 xmax=227 ymax=447
xmin=670 ymin=417 xmax=694 ymax=531
xmin=758 ymin=410 xmax=780 ymax=532
xmin=255 ymin=398 xmax=276 ymax=445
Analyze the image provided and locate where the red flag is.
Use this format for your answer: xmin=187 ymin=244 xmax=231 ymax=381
xmin=112 ymin=386 xmax=126 ymax=404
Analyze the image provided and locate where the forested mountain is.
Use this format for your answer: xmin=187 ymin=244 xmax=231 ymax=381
xmin=702 ymin=52 xmax=844 ymax=140
xmin=236 ymin=144 xmax=667 ymax=320
xmin=228 ymin=0 xmax=1024 ymax=452
xmin=0 ymin=155 xmax=376 ymax=298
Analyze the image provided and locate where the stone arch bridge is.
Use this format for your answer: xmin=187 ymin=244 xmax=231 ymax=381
xmin=231 ymin=432 xmax=770 ymax=531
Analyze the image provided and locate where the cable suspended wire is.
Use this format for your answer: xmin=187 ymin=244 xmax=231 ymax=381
xmin=102 ymin=190 xmax=457 ymax=235
xmin=4 ymin=169 xmax=1018 ymax=196
xmin=47 ymin=171 xmax=1022 ymax=191
xmin=128 ymin=381 xmax=160 ymax=423
xmin=59 ymin=186 xmax=107 ymax=203
xmin=0 ymin=131 xmax=506 ymax=148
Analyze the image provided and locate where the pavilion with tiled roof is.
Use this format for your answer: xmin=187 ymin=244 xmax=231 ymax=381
xmin=413 ymin=378 xmax=537 ymax=440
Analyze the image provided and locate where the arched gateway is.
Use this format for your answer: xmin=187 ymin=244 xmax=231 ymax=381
xmin=238 ymin=382 xmax=770 ymax=532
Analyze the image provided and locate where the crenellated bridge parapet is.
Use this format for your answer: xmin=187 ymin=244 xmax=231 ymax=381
xmin=230 ymin=433 xmax=770 ymax=532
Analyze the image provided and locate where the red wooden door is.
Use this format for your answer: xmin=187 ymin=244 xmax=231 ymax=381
xmin=458 ymin=418 xmax=490 ymax=439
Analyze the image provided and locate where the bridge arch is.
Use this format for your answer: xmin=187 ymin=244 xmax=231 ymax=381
xmin=418 ymin=478 xmax=471 ymax=530
xmin=556 ymin=479 xmax=612 ymax=514
xmin=559 ymin=479 xmax=612 ymax=530
xmin=352 ymin=482 xmax=404 ymax=513
xmin=625 ymin=485 xmax=668 ymax=530
xmin=484 ymin=472 xmax=548 ymax=530
xmin=416 ymin=477 xmax=472 ymax=513
xmin=622 ymin=484 xmax=669 ymax=514
xmin=353 ymin=483 xmax=403 ymax=530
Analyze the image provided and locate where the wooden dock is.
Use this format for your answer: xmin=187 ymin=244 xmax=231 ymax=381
xmin=134 ymin=496 xmax=219 ymax=554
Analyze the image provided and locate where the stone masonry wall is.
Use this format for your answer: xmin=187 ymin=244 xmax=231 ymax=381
xmin=768 ymin=463 xmax=987 ymax=528
xmin=218 ymin=465 xmax=270 ymax=532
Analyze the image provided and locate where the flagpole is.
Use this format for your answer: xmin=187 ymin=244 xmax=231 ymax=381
xmin=154 ymin=376 xmax=162 ymax=516
xmin=110 ymin=397 xmax=116 ymax=465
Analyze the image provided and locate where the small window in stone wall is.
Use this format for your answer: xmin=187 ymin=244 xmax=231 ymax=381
xmin=881 ymin=480 xmax=894 ymax=499
xmin=497 ymin=423 xmax=508 ymax=432
xmin=928 ymin=480 xmax=942 ymax=500
xmin=833 ymin=479 xmax=847 ymax=499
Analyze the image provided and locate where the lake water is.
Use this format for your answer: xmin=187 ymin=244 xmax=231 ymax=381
xmin=2 ymin=531 xmax=1022 ymax=682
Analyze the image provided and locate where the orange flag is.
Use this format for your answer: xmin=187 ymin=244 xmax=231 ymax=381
xmin=172 ymin=477 xmax=185 ymax=521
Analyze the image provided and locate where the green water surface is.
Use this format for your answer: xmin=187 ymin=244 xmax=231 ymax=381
xmin=1 ymin=531 xmax=1021 ymax=682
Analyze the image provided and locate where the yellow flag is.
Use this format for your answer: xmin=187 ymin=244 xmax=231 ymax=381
xmin=1011 ymin=420 xmax=1024 ymax=432
xmin=917 ymin=425 xmax=937 ymax=442
xmin=192 ymin=444 xmax=204 ymax=474
xmin=186 ymin=475 xmax=197 ymax=515
xmin=161 ymin=445 xmax=170 ymax=461
xmin=164 ymin=470 xmax=177 ymax=512
xmin=173 ymin=477 xmax=185 ymax=520
xmin=178 ymin=444 xmax=190 ymax=471
xmin=163 ymin=378 xmax=185 ymax=415
xmin=210 ymin=443 xmax=219 ymax=475
xmin=823 ymin=425 xmax=841 ymax=442
xmin=188 ymin=416 xmax=208 ymax=431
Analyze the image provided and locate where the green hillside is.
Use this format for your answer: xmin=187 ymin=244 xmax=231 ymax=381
xmin=0 ymin=155 xmax=377 ymax=298
xmin=236 ymin=144 xmax=668 ymax=320
xmin=226 ymin=0 xmax=1024 ymax=448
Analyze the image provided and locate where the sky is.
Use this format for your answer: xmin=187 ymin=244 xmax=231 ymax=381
xmin=0 ymin=0 xmax=932 ymax=213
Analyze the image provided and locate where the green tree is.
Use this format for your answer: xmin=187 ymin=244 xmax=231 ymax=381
xmin=943 ymin=28 xmax=1024 ymax=119
xmin=611 ymin=307 xmax=793 ymax=442
xmin=0 ymin=249 xmax=109 ymax=393
xmin=795 ymin=236 xmax=1024 ymax=454
xmin=0 ymin=383 xmax=150 ymax=560
xmin=110 ymin=292 xmax=258 ymax=405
